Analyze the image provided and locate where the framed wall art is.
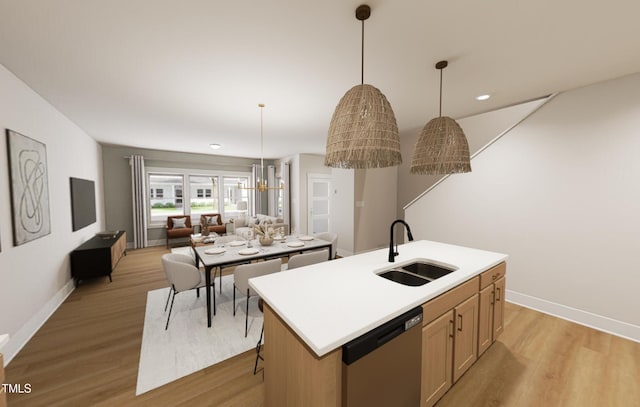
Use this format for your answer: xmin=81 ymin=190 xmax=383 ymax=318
xmin=6 ymin=129 xmax=51 ymax=245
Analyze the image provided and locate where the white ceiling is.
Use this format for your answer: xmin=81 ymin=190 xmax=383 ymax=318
xmin=1 ymin=0 xmax=640 ymax=160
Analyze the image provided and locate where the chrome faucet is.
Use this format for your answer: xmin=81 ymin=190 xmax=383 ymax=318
xmin=388 ymin=219 xmax=414 ymax=262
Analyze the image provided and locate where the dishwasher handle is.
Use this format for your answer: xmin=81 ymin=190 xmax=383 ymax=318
xmin=377 ymin=325 xmax=404 ymax=348
xmin=342 ymin=307 xmax=423 ymax=365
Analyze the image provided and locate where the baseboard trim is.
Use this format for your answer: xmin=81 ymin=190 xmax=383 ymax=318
xmin=506 ymin=289 xmax=640 ymax=343
xmin=2 ymin=279 xmax=76 ymax=365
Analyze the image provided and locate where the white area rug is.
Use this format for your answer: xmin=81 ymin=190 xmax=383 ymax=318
xmin=136 ymin=273 xmax=263 ymax=395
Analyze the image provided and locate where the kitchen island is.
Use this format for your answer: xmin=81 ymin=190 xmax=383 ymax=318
xmin=250 ymin=240 xmax=508 ymax=407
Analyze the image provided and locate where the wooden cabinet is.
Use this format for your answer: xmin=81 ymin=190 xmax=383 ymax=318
xmin=493 ymin=277 xmax=505 ymax=339
xmin=421 ymin=311 xmax=453 ymax=407
xmin=421 ymin=262 xmax=506 ymax=407
xmin=452 ymin=294 xmax=478 ymax=382
xmin=421 ymin=277 xmax=479 ymax=407
xmin=478 ymin=263 xmax=507 ymax=356
xmin=70 ymin=231 xmax=126 ymax=286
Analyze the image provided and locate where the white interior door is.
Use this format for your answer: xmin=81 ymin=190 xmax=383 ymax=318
xmin=307 ymin=174 xmax=331 ymax=234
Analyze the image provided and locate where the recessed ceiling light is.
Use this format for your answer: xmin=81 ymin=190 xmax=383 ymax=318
xmin=476 ymin=94 xmax=491 ymax=101
xmin=209 ymin=143 xmax=222 ymax=150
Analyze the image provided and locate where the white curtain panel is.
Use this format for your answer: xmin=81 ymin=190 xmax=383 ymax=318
xmin=267 ymin=165 xmax=276 ymax=217
xmin=130 ymin=155 xmax=148 ymax=248
xmin=252 ymin=163 xmax=262 ymax=215
xmin=281 ymin=162 xmax=290 ymax=226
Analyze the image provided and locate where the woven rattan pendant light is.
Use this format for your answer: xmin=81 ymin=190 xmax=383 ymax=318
xmin=325 ymin=4 xmax=402 ymax=169
xmin=410 ymin=61 xmax=471 ymax=174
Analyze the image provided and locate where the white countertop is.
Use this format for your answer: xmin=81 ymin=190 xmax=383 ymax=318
xmin=0 ymin=334 xmax=9 ymax=351
xmin=249 ymin=240 xmax=508 ymax=357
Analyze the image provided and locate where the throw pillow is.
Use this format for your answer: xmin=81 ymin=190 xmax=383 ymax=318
xmin=172 ymin=217 xmax=187 ymax=229
xmin=205 ymin=216 xmax=216 ymax=225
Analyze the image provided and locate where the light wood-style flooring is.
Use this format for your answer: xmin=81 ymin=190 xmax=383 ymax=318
xmin=5 ymin=246 xmax=640 ymax=406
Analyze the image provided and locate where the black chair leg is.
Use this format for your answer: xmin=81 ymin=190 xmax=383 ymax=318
xmin=245 ymin=289 xmax=249 ymax=337
xmin=165 ymin=290 xmax=177 ymax=330
xmin=253 ymin=323 xmax=264 ymax=375
xmin=233 ymin=285 xmax=236 ymax=316
xmin=164 ymin=287 xmax=173 ymax=312
xmin=196 ymin=287 xmax=200 ymax=298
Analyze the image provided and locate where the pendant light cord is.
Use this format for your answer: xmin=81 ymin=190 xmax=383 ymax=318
xmin=260 ymin=104 xmax=264 ymax=183
xmin=439 ymin=68 xmax=443 ymax=117
xmin=361 ymin=19 xmax=365 ymax=85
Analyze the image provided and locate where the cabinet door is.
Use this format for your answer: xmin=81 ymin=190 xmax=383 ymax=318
xmin=493 ymin=277 xmax=506 ymax=340
xmin=453 ymin=294 xmax=478 ymax=382
xmin=421 ymin=310 xmax=454 ymax=407
xmin=477 ymin=284 xmax=494 ymax=356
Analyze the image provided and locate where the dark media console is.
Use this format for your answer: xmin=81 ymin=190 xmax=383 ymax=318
xmin=70 ymin=231 xmax=126 ymax=286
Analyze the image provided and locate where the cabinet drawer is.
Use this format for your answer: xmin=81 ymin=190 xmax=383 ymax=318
xmin=479 ymin=262 xmax=506 ymax=289
xmin=422 ymin=277 xmax=479 ymax=325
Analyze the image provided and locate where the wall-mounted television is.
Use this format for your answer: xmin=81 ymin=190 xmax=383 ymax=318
xmin=70 ymin=177 xmax=96 ymax=231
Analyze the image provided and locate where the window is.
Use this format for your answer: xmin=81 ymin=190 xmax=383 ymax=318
xmin=190 ymin=175 xmax=218 ymax=217
xmin=148 ymin=174 xmax=184 ymax=222
xmin=223 ymin=176 xmax=249 ymax=218
xmin=146 ymin=169 xmax=251 ymax=226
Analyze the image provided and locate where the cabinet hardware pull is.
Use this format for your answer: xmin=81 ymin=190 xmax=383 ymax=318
xmin=457 ymin=314 xmax=463 ymax=332
xmin=492 ymin=274 xmax=498 ymax=280
xmin=496 ymin=287 xmax=501 ymax=302
xmin=491 ymin=290 xmax=495 ymax=305
xmin=449 ymin=319 xmax=454 ymax=338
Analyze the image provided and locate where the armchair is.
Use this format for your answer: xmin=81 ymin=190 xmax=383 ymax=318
xmin=165 ymin=215 xmax=194 ymax=248
xmin=199 ymin=213 xmax=226 ymax=235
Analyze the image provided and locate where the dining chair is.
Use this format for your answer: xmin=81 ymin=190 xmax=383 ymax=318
xmin=285 ymin=249 xmax=330 ymax=270
xmin=211 ymin=234 xmax=251 ymax=293
xmin=161 ymin=253 xmax=211 ymax=330
xmin=313 ymin=232 xmax=338 ymax=259
xmin=233 ymin=258 xmax=281 ymax=337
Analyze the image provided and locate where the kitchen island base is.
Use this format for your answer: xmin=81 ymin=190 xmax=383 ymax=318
xmin=263 ymin=263 xmax=506 ymax=407
xmin=264 ymin=303 xmax=342 ymax=407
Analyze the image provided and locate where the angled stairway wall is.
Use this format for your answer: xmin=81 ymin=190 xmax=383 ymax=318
xmin=404 ymin=73 xmax=640 ymax=342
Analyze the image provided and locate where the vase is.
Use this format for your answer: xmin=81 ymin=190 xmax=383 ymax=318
xmin=259 ymin=236 xmax=273 ymax=246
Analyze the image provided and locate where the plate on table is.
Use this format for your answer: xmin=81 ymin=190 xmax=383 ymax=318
xmin=238 ymin=248 xmax=260 ymax=255
xmin=204 ymin=247 xmax=225 ymax=255
xmin=287 ymin=241 xmax=305 ymax=248
xmin=229 ymin=240 xmax=246 ymax=247
xmin=298 ymin=235 xmax=314 ymax=241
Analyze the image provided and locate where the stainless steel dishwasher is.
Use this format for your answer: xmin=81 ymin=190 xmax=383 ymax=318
xmin=342 ymin=306 xmax=423 ymax=407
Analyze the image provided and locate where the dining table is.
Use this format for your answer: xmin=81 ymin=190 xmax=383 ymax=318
xmin=194 ymin=235 xmax=333 ymax=327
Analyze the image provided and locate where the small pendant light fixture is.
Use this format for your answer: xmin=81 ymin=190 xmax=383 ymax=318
xmin=238 ymin=104 xmax=284 ymax=193
xmin=410 ymin=61 xmax=471 ymax=174
xmin=325 ymin=4 xmax=402 ymax=169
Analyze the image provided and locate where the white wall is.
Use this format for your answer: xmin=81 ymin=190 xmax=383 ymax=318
xmin=405 ymin=73 xmax=640 ymax=341
xmin=354 ymin=167 xmax=398 ymax=253
xmin=398 ymin=97 xmax=549 ymax=220
xmin=0 ymin=64 xmax=105 ymax=363
xmin=330 ymin=168 xmax=355 ymax=256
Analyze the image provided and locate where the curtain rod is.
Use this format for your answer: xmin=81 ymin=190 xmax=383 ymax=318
xmin=123 ymin=155 xmax=257 ymax=168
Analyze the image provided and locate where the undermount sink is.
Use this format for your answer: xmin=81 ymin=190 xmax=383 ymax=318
xmin=377 ymin=261 xmax=457 ymax=286
xmin=402 ymin=261 xmax=456 ymax=281
xmin=378 ymin=270 xmax=429 ymax=286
